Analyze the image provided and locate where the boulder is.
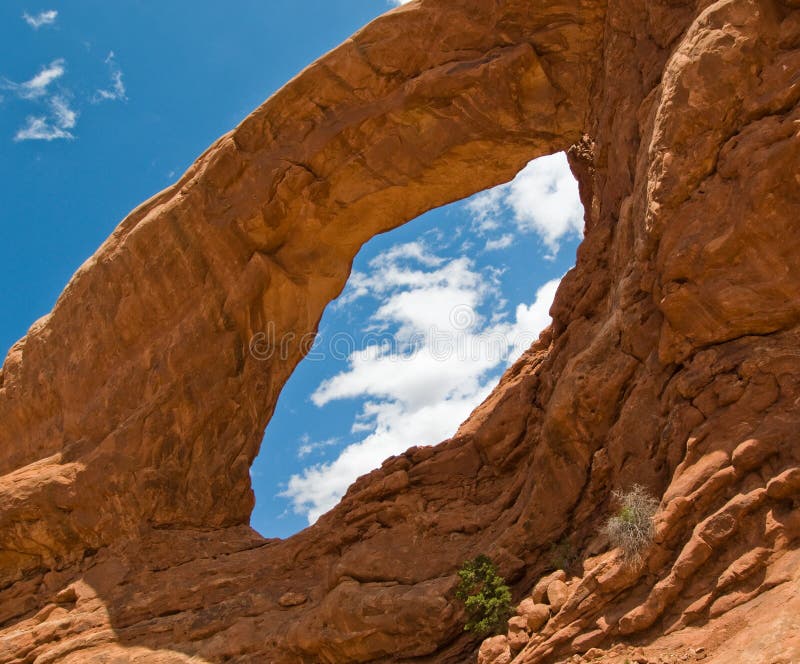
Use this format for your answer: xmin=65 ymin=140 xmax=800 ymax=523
xmin=532 ymin=570 xmax=567 ymax=603
xmin=547 ymin=580 xmax=570 ymax=612
xmin=517 ymin=598 xmax=550 ymax=631
xmin=478 ymin=635 xmax=512 ymax=664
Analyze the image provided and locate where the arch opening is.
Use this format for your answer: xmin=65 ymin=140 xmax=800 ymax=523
xmin=250 ymin=151 xmax=585 ymax=537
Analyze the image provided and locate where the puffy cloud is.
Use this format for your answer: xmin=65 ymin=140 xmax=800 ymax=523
xmin=484 ymin=234 xmax=514 ymax=252
xmin=465 ymin=186 xmax=504 ymax=233
xmin=22 ymin=9 xmax=57 ymax=29
xmin=14 ymin=117 xmax=70 ymax=141
xmin=281 ymin=242 xmax=561 ymax=523
xmin=504 ymin=278 xmax=560 ymax=359
xmin=506 ymin=153 xmax=584 ymax=253
xmin=2 ymin=60 xmax=75 ymax=140
xmin=467 ymin=152 xmax=583 ymax=257
xmin=92 ymin=51 xmax=127 ymax=103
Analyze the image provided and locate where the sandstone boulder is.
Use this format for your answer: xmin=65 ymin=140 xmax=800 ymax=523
xmin=532 ymin=570 xmax=567 ymax=603
xmin=517 ymin=598 xmax=550 ymax=631
xmin=507 ymin=615 xmax=530 ymax=651
xmin=547 ymin=580 xmax=570 ymax=613
xmin=478 ymin=635 xmax=512 ymax=664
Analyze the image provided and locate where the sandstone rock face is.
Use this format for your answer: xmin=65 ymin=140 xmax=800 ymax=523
xmin=1 ymin=0 xmax=799 ymax=663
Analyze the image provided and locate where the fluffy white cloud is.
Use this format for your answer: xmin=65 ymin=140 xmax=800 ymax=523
xmin=504 ymin=278 xmax=560 ymax=359
xmin=466 ymin=186 xmax=504 ymax=232
xmin=507 ymin=154 xmax=584 ymax=251
xmin=22 ymin=9 xmax=57 ymax=29
xmin=92 ymin=51 xmax=127 ymax=103
xmin=389 ymin=0 xmax=413 ymax=5
xmin=2 ymin=59 xmax=66 ymax=100
xmin=484 ymin=234 xmax=513 ymax=252
xmin=14 ymin=94 xmax=77 ymax=141
xmin=467 ymin=152 xmax=583 ymax=256
xmin=281 ymin=242 xmax=561 ymax=523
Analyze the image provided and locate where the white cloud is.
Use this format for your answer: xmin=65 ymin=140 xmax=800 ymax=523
xmin=335 ymin=241 xmax=450 ymax=308
xmin=92 ymin=51 xmax=127 ymax=103
xmin=15 ymin=116 xmax=71 ymax=141
xmin=14 ymin=95 xmax=77 ymax=141
xmin=504 ymin=278 xmax=560 ymax=359
xmin=22 ymin=9 xmax=58 ymax=29
xmin=283 ymin=393 xmax=486 ymax=523
xmin=484 ymin=234 xmax=513 ymax=251
xmin=389 ymin=0 xmax=413 ymax=5
xmin=507 ymin=154 xmax=584 ymax=252
xmin=374 ymin=241 xmax=443 ymax=267
xmin=1 ymin=61 xmax=80 ymax=141
xmin=2 ymin=59 xmax=66 ymax=100
xmin=467 ymin=152 xmax=583 ymax=257
xmin=281 ymin=241 xmax=561 ymax=523
xmin=50 ymin=95 xmax=76 ymax=129
xmin=297 ymin=434 xmax=339 ymax=459
xmin=466 ymin=186 xmax=504 ymax=232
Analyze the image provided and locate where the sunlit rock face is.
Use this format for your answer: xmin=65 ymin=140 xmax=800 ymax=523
xmin=1 ymin=0 xmax=799 ymax=662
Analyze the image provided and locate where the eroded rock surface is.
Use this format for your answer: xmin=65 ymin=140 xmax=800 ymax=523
xmin=1 ymin=0 xmax=799 ymax=662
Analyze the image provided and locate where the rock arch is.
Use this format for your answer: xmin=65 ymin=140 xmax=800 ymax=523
xmin=2 ymin=0 xmax=800 ymax=662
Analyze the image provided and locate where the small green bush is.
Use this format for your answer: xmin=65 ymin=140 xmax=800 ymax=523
xmin=455 ymin=554 xmax=512 ymax=635
xmin=602 ymin=484 xmax=659 ymax=565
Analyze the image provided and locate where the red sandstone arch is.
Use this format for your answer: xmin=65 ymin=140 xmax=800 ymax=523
xmin=2 ymin=0 xmax=799 ymax=662
xmin=0 ymin=0 xmax=602 ymax=556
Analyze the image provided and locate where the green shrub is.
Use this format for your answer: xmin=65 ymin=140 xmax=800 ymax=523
xmin=455 ymin=554 xmax=512 ymax=635
xmin=602 ymin=484 xmax=659 ymax=565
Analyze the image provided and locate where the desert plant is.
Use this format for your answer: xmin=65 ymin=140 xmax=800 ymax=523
xmin=547 ymin=537 xmax=577 ymax=572
xmin=602 ymin=484 xmax=659 ymax=565
xmin=455 ymin=554 xmax=512 ymax=635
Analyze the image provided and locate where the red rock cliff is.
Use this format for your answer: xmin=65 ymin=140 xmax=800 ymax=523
xmin=1 ymin=0 xmax=799 ymax=662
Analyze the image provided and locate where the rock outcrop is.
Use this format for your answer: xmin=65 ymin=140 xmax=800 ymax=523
xmin=1 ymin=0 xmax=799 ymax=662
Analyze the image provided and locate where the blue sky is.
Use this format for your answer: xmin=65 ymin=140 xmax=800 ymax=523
xmin=1 ymin=2 xmax=583 ymax=539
